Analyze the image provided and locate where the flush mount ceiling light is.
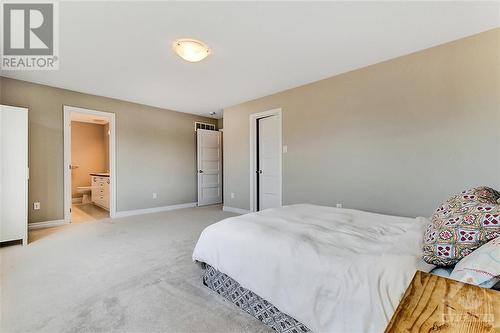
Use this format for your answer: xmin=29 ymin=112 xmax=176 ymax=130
xmin=172 ymin=38 xmax=210 ymax=62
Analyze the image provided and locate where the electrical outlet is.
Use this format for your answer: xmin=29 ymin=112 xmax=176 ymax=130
xmin=152 ymin=192 xmax=158 ymax=199
xmin=33 ymin=202 xmax=41 ymax=210
xmin=336 ymin=203 xmax=342 ymax=208
xmin=231 ymin=192 xmax=235 ymax=199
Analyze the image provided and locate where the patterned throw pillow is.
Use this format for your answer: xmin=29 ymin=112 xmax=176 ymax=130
xmin=422 ymin=187 xmax=500 ymax=266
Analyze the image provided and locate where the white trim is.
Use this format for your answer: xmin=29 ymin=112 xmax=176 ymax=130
xmin=28 ymin=219 xmax=68 ymax=230
xmin=249 ymin=108 xmax=283 ymax=212
xmin=114 ymin=202 xmax=197 ymax=218
xmin=63 ymin=106 xmax=117 ymax=223
xmin=222 ymin=206 xmax=251 ymax=214
xmin=23 ymin=107 xmax=28 ymax=245
xmin=28 ymin=203 xmax=197 ymax=229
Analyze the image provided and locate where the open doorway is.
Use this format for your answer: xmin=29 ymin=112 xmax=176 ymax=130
xmin=249 ymin=109 xmax=282 ymax=212
xmin=63 ymin=106 xmax=116 ymax=223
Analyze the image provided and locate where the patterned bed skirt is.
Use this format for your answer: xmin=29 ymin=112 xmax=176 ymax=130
xmin=202 ymin=263 xmax=311 ymax=333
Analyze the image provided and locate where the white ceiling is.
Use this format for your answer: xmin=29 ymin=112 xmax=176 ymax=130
xmin=2 ymin=1 xmax=499 ymax=119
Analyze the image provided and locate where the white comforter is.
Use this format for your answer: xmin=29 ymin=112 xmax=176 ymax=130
xmin=192 ymin=204 xmax=434 ymax=333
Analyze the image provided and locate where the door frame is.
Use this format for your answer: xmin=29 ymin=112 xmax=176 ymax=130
xmin=249 ymin=108 xmax=282 ymax=212
xmin=63 ymin=105 xmax=116 ymax=222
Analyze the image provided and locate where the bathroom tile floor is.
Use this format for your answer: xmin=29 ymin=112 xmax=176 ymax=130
xmin=71 ymin=203 xmax=109 ymax=223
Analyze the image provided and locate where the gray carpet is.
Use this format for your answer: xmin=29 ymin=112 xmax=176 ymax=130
xmin=0 ymin=205 xmax=272 ymax=333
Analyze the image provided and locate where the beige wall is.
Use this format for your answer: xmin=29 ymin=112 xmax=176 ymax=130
xmin=223 ymin=28 xmax=500 ymax=217
xmin=71 ymin=122 xmax=107 ymax=198
xmin=0 ymin=78 xmax=217 ymax=223
xmin=103 ymin=123 xmax=110 ymax=171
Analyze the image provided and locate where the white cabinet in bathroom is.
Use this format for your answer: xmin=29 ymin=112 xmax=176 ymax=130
xmin=91 ymin=176 xmax=110 ymax=211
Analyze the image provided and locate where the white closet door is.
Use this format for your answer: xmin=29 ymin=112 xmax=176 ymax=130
xmin=197 ymin=129 xmax=222 ymax=206
xmin=0 ymin=105 xmax=28 ymax=245
xmin=258 ymin=115 xmax=281 ymax=210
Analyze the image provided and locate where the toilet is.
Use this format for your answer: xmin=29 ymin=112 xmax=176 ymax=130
xmin=77 ymin=186 xmax=92 ymax=204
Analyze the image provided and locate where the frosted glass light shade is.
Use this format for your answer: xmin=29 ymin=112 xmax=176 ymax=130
xmin=173 ymin=39 xmax=210 ymax=62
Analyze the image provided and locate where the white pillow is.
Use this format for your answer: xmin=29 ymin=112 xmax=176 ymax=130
xmin=450 ymin=237 xmax=500 ymax=288
xmin=431 ymin=267 xmax=454 ymax=278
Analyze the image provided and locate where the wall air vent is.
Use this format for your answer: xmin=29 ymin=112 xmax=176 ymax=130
xmin=195 ymin=122 xmax=216 ymax=131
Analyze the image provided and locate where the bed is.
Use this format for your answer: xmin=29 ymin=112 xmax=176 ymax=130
xmin=192 ymin=204 xmax=434 ymax=333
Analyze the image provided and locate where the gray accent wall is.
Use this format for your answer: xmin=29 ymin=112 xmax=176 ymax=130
xmin=0 ymin=77 xmax=217 ymax=223
xmin=222 ymin=28 xmax=500 ymax=217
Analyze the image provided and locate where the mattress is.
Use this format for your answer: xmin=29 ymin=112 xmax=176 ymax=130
xmin=193 ymin=204 xmax=434 ymax=332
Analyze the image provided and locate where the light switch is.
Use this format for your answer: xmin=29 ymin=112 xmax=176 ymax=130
xmin=283 ymin=145 xmax=288 ymax=153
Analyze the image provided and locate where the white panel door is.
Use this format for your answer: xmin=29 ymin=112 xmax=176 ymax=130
xmin=0 ymin=105 xmax=28 ymax=245
xmin=258 ymin=115 xmax=281 ymax=210
xmin=197 ymin=129 xmax=222 ymax=206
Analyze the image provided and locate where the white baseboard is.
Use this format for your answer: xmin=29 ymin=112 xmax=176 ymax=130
xmin=28 ymin=219 xmax=68 ymax=230
xmin=28 ymin=203 xmax=200 ymax=229
xmin=114 ymin=202 xmax=197 ymax=218
xmin=222 ymin=206 xmax=251 ymax=214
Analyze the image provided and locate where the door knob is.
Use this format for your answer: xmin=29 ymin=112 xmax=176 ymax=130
xmin=199 ymin=170 xmax=204 ymax=173
xmin=259 ymin=170 xmax=263 ymax=174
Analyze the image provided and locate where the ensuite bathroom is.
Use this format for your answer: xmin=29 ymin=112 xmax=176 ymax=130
xmin=70 ymin=113 xmax=110 ymax=223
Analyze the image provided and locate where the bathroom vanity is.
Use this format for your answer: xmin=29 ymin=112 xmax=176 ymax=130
xmin=91 ymin=173 xmax=110 ymax=211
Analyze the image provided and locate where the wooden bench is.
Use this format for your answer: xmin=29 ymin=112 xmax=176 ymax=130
xmin=385 ymin=271 xmax=499 ymax=333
